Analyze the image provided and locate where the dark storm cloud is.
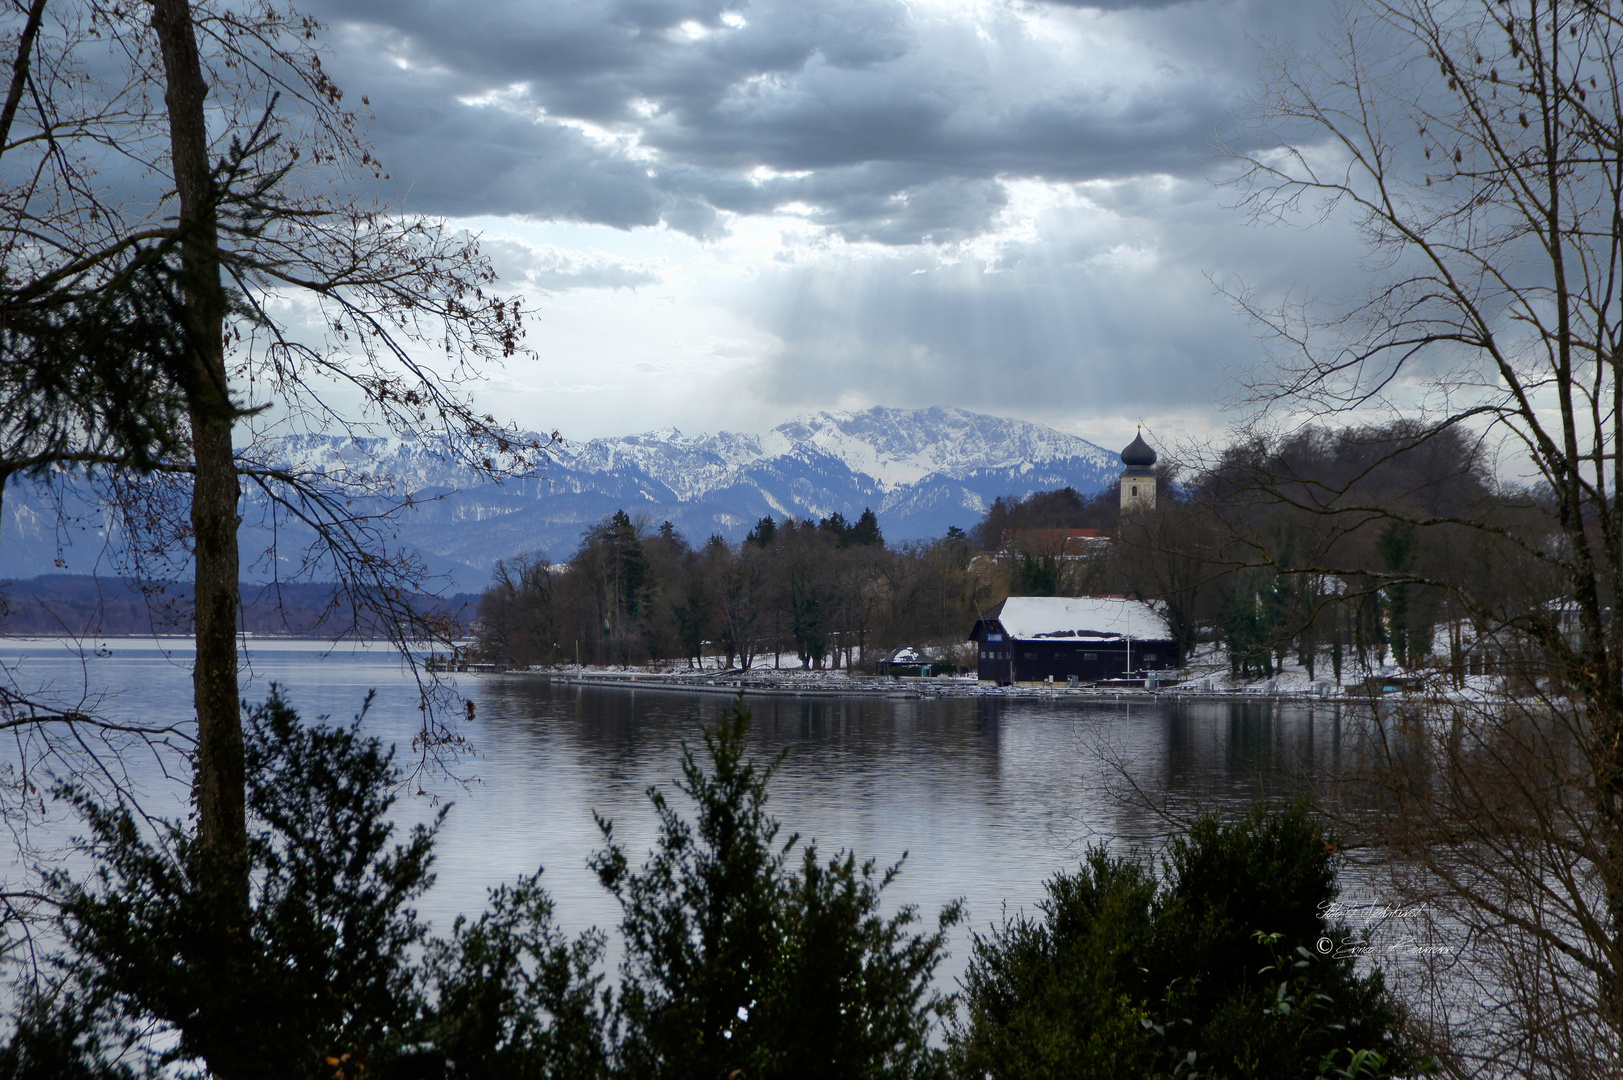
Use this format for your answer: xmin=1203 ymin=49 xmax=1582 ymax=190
xmin=378 ymin=103 xmax=667 ymax=226
xmin=738 ymin=173 xmax=1378 ymax=424
xmin=306 ymin=0 xmax=1312 ymax=244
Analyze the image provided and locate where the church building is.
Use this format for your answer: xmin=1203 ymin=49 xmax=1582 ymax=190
xmin=1120 ymin=428 xmax=1157 ymax=512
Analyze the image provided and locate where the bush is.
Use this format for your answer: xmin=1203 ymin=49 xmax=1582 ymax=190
xmin=592 ymin=700 xmax=962 ymax=1080
xmin=950 ymin=804 xmax=1428 ymax=1080
xmin=420 ymin=874 xmax=610 ymax=1080
xmin=9 ymin=699 xmax=1426 ymax=1080
xmin=20 ymin=692 xmax=440 ymax=1078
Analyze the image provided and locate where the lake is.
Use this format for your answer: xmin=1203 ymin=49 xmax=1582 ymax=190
xmin=0 ymin=637 xmax=1376 ymax=992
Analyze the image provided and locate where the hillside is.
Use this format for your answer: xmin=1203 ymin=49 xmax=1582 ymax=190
xmin=0 ymin=576 xmax=480 ymax=638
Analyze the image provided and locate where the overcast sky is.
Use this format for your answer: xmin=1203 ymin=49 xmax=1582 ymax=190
xmin=301 ymin=0 xmax=1358 ymax=451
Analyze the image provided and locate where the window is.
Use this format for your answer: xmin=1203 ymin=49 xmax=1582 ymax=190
xmin=1084 ymin=652 xmax=1097 ymax=660
xmin=1131 ymin=485 xmax=1138 ymax=496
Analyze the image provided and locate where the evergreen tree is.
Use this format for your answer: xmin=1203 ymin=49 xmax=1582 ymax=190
xmin=851 ymin=508 xmax=884 ymax=547
xmin=421 ymin=875 xmax=610 ymax=1080
xmin=591 ymin=701 xmax=960 ymax=1080
xmin=818 ymin=511 xmax=850 ymax=545
xmin=951 ymin=804 xmax=1425 ymax=1080
xmin=27 ymin=693 xmax=442 ymax=1078
xmin=746 ymin=516 xmax=777 ymax=547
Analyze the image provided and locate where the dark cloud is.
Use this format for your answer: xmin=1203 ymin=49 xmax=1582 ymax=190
xmin=305 ymin=0 xmax=1312 ymax=244
xmin=376 ymin=102 xmax=666 ymax=226
xmin=736 ymin=176 xmax=1377 ymax=423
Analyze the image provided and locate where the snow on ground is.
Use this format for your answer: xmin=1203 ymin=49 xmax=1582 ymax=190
xmin=482 ymin=643 xmax=1519 ymax=705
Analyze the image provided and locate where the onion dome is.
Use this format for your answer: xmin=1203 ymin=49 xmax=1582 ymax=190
xmin=1120 ymin=429 xmax=1157 ymax=468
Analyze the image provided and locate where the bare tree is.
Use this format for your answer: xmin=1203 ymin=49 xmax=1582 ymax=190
xmin=1116 ymin=499 xmax=1225 ymax=659
xmin=1227 ymin=1 xmax=1623 ymax=1073
xmin=0 ymin=0 xmax=542 ymax=1003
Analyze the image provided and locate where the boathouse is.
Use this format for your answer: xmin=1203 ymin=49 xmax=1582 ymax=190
xmin=969 ymin=595 xmax=1180 ymax=686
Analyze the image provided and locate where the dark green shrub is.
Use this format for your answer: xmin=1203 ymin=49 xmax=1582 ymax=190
xmin=952 ymin=849 xmax=1159 ymax=1079
xmin=420 ymin=873 xmax=610 ymax=1080
xmin=951 ymin=804 xmax=1428 ymax=1080
xmin=592 ymin=700 xmax=961 ymax=1080
xmin=0 ymin=985 xmax=145 ymax=1080
xmin=23 ymin=692 xmax=441 ymax=1079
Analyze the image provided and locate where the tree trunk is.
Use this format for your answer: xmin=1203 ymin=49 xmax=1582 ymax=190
xmin=149 ymin=0 xmax=245 ymax=894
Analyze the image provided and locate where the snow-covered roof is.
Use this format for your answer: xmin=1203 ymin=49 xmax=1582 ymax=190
xmin=990 ymin=596 xmax=1172 ymax=641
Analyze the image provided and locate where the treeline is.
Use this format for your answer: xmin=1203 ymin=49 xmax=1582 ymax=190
xmin=1133 ymin=420 xmax=1550 ymax=682
xmin=478 ymin=418 xmax=1548 ymax=681
xmin=7 ymin=697 xmax=1424 ymax=1079
xmin=987 ymin=421 xmax=1545 ymax=683
xmin=476 ymin=508 xmax=982 ymax=670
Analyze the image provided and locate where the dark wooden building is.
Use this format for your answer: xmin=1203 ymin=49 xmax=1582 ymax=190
xmin=969 ymin=596 xmax=1181 ymax=686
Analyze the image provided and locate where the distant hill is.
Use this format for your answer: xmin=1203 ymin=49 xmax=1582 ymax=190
xmin=0 ymin=575 xmax=480 ymax=638
xmin=0 ymin=406 xmax=1122 ymax=591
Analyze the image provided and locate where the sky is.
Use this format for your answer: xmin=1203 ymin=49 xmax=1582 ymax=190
xmin=296 ymin=0 xmax=1365 ymax=453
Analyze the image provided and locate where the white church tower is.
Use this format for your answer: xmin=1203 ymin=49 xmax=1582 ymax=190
xmin=1119 ymin=427 xmax=1157 ymax=513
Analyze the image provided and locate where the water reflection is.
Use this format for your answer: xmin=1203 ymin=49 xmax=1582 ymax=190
xmin=0 ymin=640 xmax=1387 ymax=994
xmin=445 ymin=680 xmax=1381 ymax=991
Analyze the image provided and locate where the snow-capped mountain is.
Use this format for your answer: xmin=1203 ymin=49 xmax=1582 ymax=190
xmin=1 ymin=407 xmax=1123 ymax=589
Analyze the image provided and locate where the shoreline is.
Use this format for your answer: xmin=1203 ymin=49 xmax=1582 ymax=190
xmin=504 ymin=667 xmax=1378 ymax=706
xmin=0 ymin=636 xmax=1474 ymax=707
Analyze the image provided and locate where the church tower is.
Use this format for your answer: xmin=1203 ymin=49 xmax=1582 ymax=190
xmin=1120 ymin=427 xmax=1157 ymax=513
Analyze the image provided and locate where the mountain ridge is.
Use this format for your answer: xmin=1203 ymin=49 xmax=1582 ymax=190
xmin=1 ymin=406 xmax=1125 ymax=589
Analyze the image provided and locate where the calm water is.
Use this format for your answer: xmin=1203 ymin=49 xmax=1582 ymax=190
xmin=0 ymin=638 xmax=1377 ymax=990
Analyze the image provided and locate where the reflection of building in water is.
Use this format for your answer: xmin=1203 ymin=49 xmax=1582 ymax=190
xmin=969 ymin=595 xmax=1181 ymax=686
xmin=1120 ymin=427 xmax=1157 ymax=513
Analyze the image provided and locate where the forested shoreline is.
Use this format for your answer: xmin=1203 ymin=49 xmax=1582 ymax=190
xmin=0 ymin=418 xmax=1551 ymax=688
xmin=476 ymin=419 xmax=1553 ymax=686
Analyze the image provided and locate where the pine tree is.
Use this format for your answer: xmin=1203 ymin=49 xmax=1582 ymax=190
xmin=591 ymin=701 xmax=960 ymax=1080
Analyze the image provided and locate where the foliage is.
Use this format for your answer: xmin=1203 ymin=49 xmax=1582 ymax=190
xmin=969 ymin=487 xmax=1118 ymax=551
xmin=950 ymin=804 xmax=1423 ymax=1080
xmin=591 ymin=700 xmax=961 ymax=1080
xmin=0 ymin=236 xmax=197 ymax=487
xmin=481 ymin=419 xmax=1528 ymax=680
xmin=478 ymin=554 xmax=561 ymax=667
xmin=26 ymin=693 xmax=441 ymax=1078
xmin=1 ymin=695 xmax=1457 ymax=1080
xmin=0 ymin=3 xmax=542 ymax=1009
xmin=817 ymin=508 xmax=884 ymax=548
xmin=420 ymin=874 xmax=610 ymax=1080
xmin=479 ymin=509 xmax=942 ymax=672
xmin=0 ymin=986 xmax=146 ymax=1080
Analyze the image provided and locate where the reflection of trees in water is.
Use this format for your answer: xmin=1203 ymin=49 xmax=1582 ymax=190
xmin=464 ymin=686 xmax=1401 ymax=842
xmin=1149 ymin=701 xmax=1375 ymax=806
xmin=454 ymin=681 xmax=1499 ymax=1013
xmin=472 ymin=682 xmax=1006 ymax=786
